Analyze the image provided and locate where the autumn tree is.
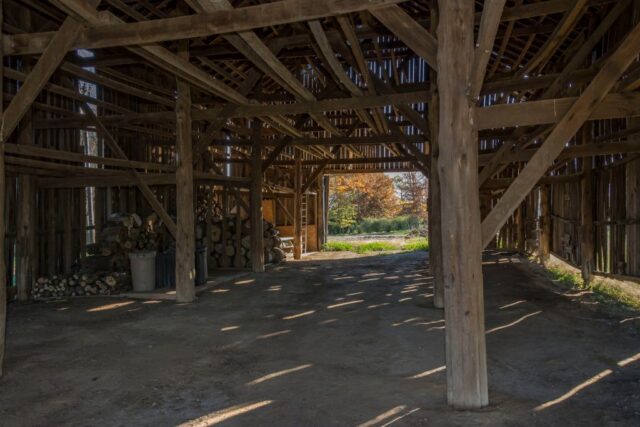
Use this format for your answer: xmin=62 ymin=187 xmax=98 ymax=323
xmin=393 ymin=172 xmax=428 ymax=217
xmin=329 ymin=174 xmax=400 ymax=222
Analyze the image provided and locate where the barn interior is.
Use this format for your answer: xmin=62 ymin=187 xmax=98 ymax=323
xmin=1 ymin=0 xmax=640 ymax=425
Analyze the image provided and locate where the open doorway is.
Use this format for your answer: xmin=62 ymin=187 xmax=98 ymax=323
xmin=325 ymin=172 xmax=429 ymax=254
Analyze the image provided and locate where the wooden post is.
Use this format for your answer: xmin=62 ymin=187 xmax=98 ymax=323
xmin=46 ymin=189 xmax=56 ymax=275
xmin=539 ymin=185 xmax=551 ymax=264
xmin=437 ymin=0 xmax=488 ymax=409
xmin=16 ymin=37 xmax=36 ymax=301
xmin=0 ymin=0 xmax=7 ymax=376
xmin=293 ymin=153 xmax=303 ymax=260
xmin=250 ymin=119 xmax=265 ymax=272
xmin=323 ymin=175 xmax=330 ymax=245
xmin=175 ymin=41 xmax=196 ymax=303
xmin=428 ymin=97 xmax=444 ymax=307
xmin=317 ymin=176 xmax=325 ymax=250
xmin=581 ymin=154 xmax=595 ymax=283
xmin=63 ymin=190 xmax=73 ymax=274
xmin=16 ymin=176 xmax=36 ymax=301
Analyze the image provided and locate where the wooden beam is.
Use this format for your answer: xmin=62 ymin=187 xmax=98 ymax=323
xmin=175 ymin=42 xmax=196 ymax=303
xmin=479 ymin=139 xmax=640 ymax=166
xmin=581 ymin=148 xmax=595 ymax=283
xmin=370 ymin=5 xmax=438 ymax=69
xmin=250 ymin=119 xmax=265 ymax=273
xmin=80 ymin=103 xmax=178 ymax=238
xmin=300 ymin=146 xmax=341 ymax=194
xmin=293 ymin=155 xmax=303 ymax=260
xmin=481 ymin=20 xmax=640 ymax=248
xmin=34 ymin=90 xmax=431 ymax=128
xmin=538 ymin=185 xmax=551 ymax=263
xmin=470 ymin=0 xmax=507 ymax=98
xmin=476 ymin=92 xmax=640 ymax=130
xmin=6 ymin=0 xmax=404 ymax=55
xmin=37 ymin=171 xmax=250 ymax=189
xmin=4 ymin=142 xmax=175 ymax=172
xmin=438 ymin=0 xmax=488 ymax=409
xmin=1 ymin=16 xmax=83 ymax=141
xmin=0 ymin=0 xmax=6 ymax=378
xmin=520 ymin=0 xmax=588 ymax=76
xmin=477 ymin=0 xmax=629 ymax=185
xmin=428 ymin=19 xmax=444 ymax=309
xmin=186 ymin=0 xmax=345 ymax=142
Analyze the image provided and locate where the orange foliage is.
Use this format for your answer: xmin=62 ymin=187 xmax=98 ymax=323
xmin=331 ymin=174 xmax=400 ymax=219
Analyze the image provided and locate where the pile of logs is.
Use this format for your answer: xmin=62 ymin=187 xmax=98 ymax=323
xmin=31 ymin=272 xmax=131 ymax=300
xmin=86 ymin=213 xmax=164 ymax=272
xmin=207 ymin=216 xmax=287 ymax=269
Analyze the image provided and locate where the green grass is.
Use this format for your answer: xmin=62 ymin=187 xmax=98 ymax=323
xmin=547 ymin=266 xmax=640 ymax=311
xmin=548 ymin=267 xmax=584 ymax=288
xmin=402 ymin=238 xmax=429 ymax=252
xmin=324 ymin=241 xmax=357 ymax=252
xmin=354 ymin=242 xmax=397 ymax=253
xmin=590 ymin=281 xmax=640 ymax=311
xmin=324 ymin=238 xmax=429 ymax=254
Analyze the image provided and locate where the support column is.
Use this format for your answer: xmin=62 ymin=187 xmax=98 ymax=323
xmin=539 ymin=185 xmax=551 ymax=264
xmin=175 ymin=41 xmax=196 ymax=303
xmin=293 ymin=154 xmax=302 ymax=260
xmin=16 ymin=176 xmax=36 ymax=301
xmin=581 ymin=156 xmax=595 ymax=283
xmin=63 ymin=190 xmax=73 ymax=274
xmin=437 ymin=0 xmax=488 ymax=409
xmin=428 ymin=88 xmax=444 ymax=309
xmin=46 ymin=189 xmax=56 ymax=275
xmin=250 ymin=119 xmax=265 ymax=273
xmin=323 ymin=175 xmax=330 ymax=245
xmin=317 ymin=176 xmax=325 ymax=250
xmin=0 ymin=0 xmax=7 ymax=376
xmin=626 ymin=115 xmax=640 ymax=276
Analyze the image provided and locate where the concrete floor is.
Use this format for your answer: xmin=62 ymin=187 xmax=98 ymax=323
xmin=1 ymin=251 xmax=639 ymax=426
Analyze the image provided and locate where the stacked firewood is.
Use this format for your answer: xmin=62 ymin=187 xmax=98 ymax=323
xmin=207 ymin=215 xmax=287 ymax=269
xmin=86 ymin=213 xmax=164 ymax=272
xmin=31 ymin=272 xmax=131 ymax=300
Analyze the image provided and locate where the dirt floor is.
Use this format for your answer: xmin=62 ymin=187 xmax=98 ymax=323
xmin=1 ymin=251 xmax=639 ymax=426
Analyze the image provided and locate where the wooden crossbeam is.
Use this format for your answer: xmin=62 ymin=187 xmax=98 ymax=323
xmin=478 ymin=0 xmax=629 ymax=185
xmin=479 ymin=139 xmax=640 ymax=165
xmin=37 ymin=172 xmax=251 ymax=189
xmin=79 ymin=103 xmax=178 ymax=239
xmin=476 ymin=92 xmax=640 ymax=129
xmin=1 ymin=17 xmax=83 ymax=141
xmin=481 ymin=20 xmax=640 ymax=248
xmin=6 ymin=0 xmax=404 ymax=55
xmin=187 ymin=0 xmax=345 ymax=147
xmin=520 ymin=0 xmax=588 ymax=76
xmin=470 ymin=0 xmax=507 ymax=98
xmin=34 ymin=90 xmax=430 ymax=128
xmin=308 ymin=19 xmax=381 ymax=139
xmin=370 ymin=5 xmax=437 ymax=69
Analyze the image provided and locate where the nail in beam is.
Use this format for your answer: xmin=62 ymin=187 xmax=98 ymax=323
xmin=437 ymin=0 xmax=489 ymax=409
